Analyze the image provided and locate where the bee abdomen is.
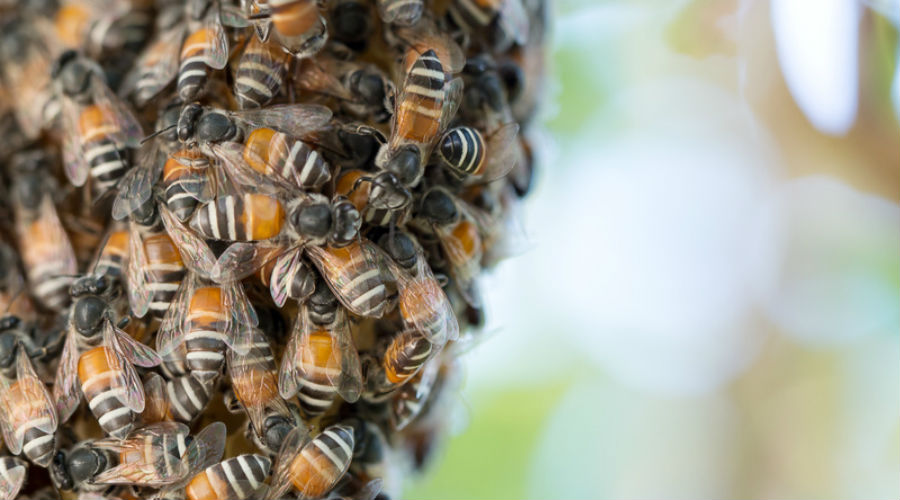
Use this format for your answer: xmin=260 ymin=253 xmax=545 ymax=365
xmin=177 ymin=28 xmax=216 ymax=100
xmin=29 ymin=261 xmax=74 ymax=311
xmin=439 ymin=126 xmax=485 ymax=176
xmin=297 ymin=377 xmax=337 ymax=416
xmin=191 ymin=194 xmax=284 ymax=242
xmin=21 ymin=425 xmax=56 ymax=466
xmin=384 ymin=331 xmax=432 ymax=385
xmin=235 ymin=40 xmax=289 ymax=109
xmin=187 ymin=454 xmax=271 ymax=500
xmin=184 ymin=329 xmax=228 ymax=377
xmin=166 ymin=374 xmax=215 ymax=422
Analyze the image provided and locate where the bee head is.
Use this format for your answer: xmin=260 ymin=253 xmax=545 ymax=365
xmin=263 ymin=415 xmax=294 ymax=453
xmin=177 ymin=103 xmax=203 ymax=143
xmin=50 ymin=451 xmax=74 ymax=491
xmin=72 ymin=295 xmax=107 ymax=336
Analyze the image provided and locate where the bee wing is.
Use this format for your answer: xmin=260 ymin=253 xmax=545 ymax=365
xmin=179 ymin=421 xmax=227 ymax=484
xmin=90 ymin=73 xmax=145 ymax=149
xmin=267 ymin=424 xmax=313 ymax=500
xmin=159 ymin=203 xmax=218 ymax=278
xmin=439 ymin=76 xmax=464 ymax=134
xmin=498 ymin=0 xmax=530 ymax=45
xmin=435 ymin=222 xmax=482 ymax=308
xmin=213 ymin=240 xmax=287 ymax=284
xmin=141 ymin=372 xmax=169 ymax=424
xmin=94 ymin=422 xmax=192 ymax=486
xmin=230 ymin=104 xmax=333 ymax=138
xmin=24 ymin=197 xmax=79 ymax=279
xmin=403 ymin=249 xmax=459 ymax=344
xmin=198 ymin=20 xmax=230 ymax=70
xmin=0 ymin=459 xmax=26 ymax=500
xmin=239 ymin=35 xmax=292 ymax=94
xmin=208 ymin=141 xmax=291 ymax=196
xmin=269 ymin=247 xmax=305 ymax=307
xmin=126 ymin=223 xmax=152 ymax=318
xmin=332 ymin=308 xmax=363 ymax=403
xmin=296 ymin=58 xmax=354 ymax=101
xmin=105 ymin=319 xmax=161 ymax=368
xmin=53 ymin=330 xmax=82 ymax=423
xmin=219 ymin=3 xmax=251 ymax=28
xmin=15 ymin=346 xmax=58 ymax=429
xmin=112 ymin=141 xmax=164 ymax=221
xmin=101 ymin=332 xmax=146 ymax=413
xmin=222 ymin=281 xmax=258 ymax=356
xmin=474 ymin=122 xmax=520 ymax=183
xmin=306 ymin=240 xmax=392 ymax=318
xmin=121 ymin=25 xmax=185 ymax=105
xmin=278 ymin=305 xmax=308 ymax=399
xmin=61 ymin=116 xmax=90 ymax=188
xmin=156 ymin=273 xmax=197 ymax=357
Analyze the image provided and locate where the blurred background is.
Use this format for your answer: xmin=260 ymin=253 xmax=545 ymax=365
xmin=406 ymin=0 xmax=899 ymax=498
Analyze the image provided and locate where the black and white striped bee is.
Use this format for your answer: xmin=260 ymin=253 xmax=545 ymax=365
xmin=234 ymin=34 xmax=293 ymax=109
xmin=435 ymin=122 xmax=519 ymax=182
xmin=143 ymin=372 xmax=216 ymax=424
xmin=266 ymin=423 xmax=355 ymax=500
xmin=184 ymin=453 xmax=272 ymax=500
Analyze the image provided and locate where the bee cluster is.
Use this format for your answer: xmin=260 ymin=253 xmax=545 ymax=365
xmin=0 ymin=0 xmax=543 ymax=498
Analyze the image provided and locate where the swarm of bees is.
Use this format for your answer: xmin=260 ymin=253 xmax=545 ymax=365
xmin=0 ymin=0 xmax=544 ymax=498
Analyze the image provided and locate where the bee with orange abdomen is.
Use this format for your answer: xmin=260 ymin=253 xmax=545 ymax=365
xmin=0 ymin=18 xmax=59 ymax=140
xmin=53 ymin=274 xmax=162 ymax=438
xmin=246 ymin=0 xmax=327 ymax=58
xmin=241 ymin=126 xmax=334 ymax=190
xmin=159 ymin=148 xmax=213 ymax=221
xmin=368 ymin=329 xmax=434 ymax=397
xmin=185 ymin=454 xmax=271 ymax=500
xmin=9 ymin=150 xmax=78 ymax=312
xmin=52 ymin=50 xmax=143 ymax=200
xmin=227 ymin=326 xmax=301 ymax=455
xmin=91 ymin=227 xmax=130 ymax=283
xmin=377 ymin=231 xmax=458 ymax=346
xmin=390 ymin=356 xmax=441 ymax=430
xmin=266 ymin=423 xmax=355 ymax=500
xmin=79 ymin=421 xmax=225 ymax=489
xmin=0 ymin=342 xmax=58 ymax=467
xmin=279 ymin=281 xmax=362 ymax=417
xmin=234 ymin=35 xmax=293 ymax=109
xmin=416 ymin=186 xmax=493 ymax=307
xmin=154 ymin=270 xmax=257 ymax=383
xmin=0 ymin=456 xmax=27 ymax=499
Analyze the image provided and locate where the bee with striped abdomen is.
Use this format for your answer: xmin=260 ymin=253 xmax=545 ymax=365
xmin=53 ymin=274 xmax=162 ymax=438
xmin=0 ymin=342 xmax=58 ymax=467
xmin=245 ymin=0 xmax=328 ymax=58
xmin=390 ymin=356 xmax=441 ymax=430
xmin=234 ymin=34 xmax=293 ymax=109
xmin=266 ymin=423 xmax=355 ymax=500
xmin=153 ymin=269 xmax=258 ymax=384
xmin=377 ymin=231 xmax=458 ymax=346
xmin=142 ymin=371 xmax=216 ymax=425
xmin=90 ymin=227 xmax=130 ymax=283
xmin=9 ymin=150 xmax=78 ymax=312
xmin=51 ymin=50 xmax=143 ymax=200
xmin=0 ymin=456 xmax=27 ymax=499
xmin=67 ymin=421 xmax=225 ymax=489
xmin=279 ymin=283 xmax=363 ymax=418
xmin=368 ymin=329 xmax=434 ymax=397
xmin=435 ymin=123 xmax=520 ymax=182
xmin=185 ymin=454 xmax=271 ymax=500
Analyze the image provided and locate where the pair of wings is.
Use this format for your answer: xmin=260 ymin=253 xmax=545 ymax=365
xmin=278 ymin=304 xmax=363 ymax=403
xmin=57 ymin=60 xmax=144 ymax=188
xmin=92 ymin=421 xmax=226 ymax=488
xmin=0 ymin=457 xmax=27 ymax=500
xmin=54 ymin=317 xmax=161 ymax=423
xmin=267 ymin=424 xmax=354 ymax=500
xmin=0 ymin=346 xmax=57 ymax=455
xmin=154 ymin=272 xmax=258 ymax=358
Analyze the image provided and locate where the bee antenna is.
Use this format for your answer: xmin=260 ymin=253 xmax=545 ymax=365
xmin=140 ymin=124 xmax=176 ymax=145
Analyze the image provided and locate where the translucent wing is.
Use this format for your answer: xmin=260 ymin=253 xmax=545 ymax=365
xmin=221 ymin=281 xmax=258 ymax=356
xmin=53 ymin=329 xmax=82 ymax=422
xmin=141 ymin=373 xmax=169 ymax=424
xmin=295 ymin=58 xmax=354 ymax=101
xmin=105 ymin=319 xmax=161 ymax=367
xmin=179 ymin=421 xmax=227 ymax=485
xmin=439 ymin=77 xmax=464 ymax=134
xmin=121 ymin=24 xmax=185 ymax=106
xmin=112 ymin=140 xmax=164 ymax=220
xmin=213 ymin=241 xmax=288 ymax=284
xmin=219 ymin=3 xmax=251 ymax=28
xmin=230 ymin=104 xmax=333 ymax=138
xmin=0 ymin=347 xmax=56 ymax=454
xmin=94 ymin=422 xmax=192 ymax=486
xmin=278 ymin=307 xmax=306 ymax=399
xmin=198 ymin=20 xmax=229 ymax=70
xmin=0 ymin=459 xmax=26 ymax=500
xmin=394 ymin=247 xmax=459 ymax=345
xmin=16 ymin=345 xmax=57 ymax=429
xmin=266 ymin=424 xmax=312 ymax=500
xmin=102 ymin=336 xmax=146 ymax=413
xmin=90 ymin=72 xmax=144 ymax=148
xmin=475 ymin=122 xmax=520 ymax=182
xmin=155 ymin=273 xmax=196 ymax=356
xmin=226 ymin=329 xmax=284 ymax=433
xmin=332 ymin=308 xmax=362 ymax=403
xmin=498 ymin=0 xmax=530 ymax=45
xmin=206 ymin=141 xmax=290 ymax=196
xmin=126 ymin=223 xmax=152 ymax=318
xmin=269 ymin=247 xmax=306 ymax=307
xmin=237 ymin=36 xmax=291 ymax=101
xmin=61 ymin=113 xmax=90 ymax=187
xmin=306 ymin=239 xmax=393 ymax=318
xmin=159 ymin=203 xmax=218 ymax=278
xmin=23 ymin=197 xmax=78 ymax=280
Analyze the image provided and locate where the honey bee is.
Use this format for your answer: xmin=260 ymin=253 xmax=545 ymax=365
xmin=368 ymin=329 xmax=434 ymax=397
xmin=245 ymin=0 xmax=328 ymax=59
xmin=0 ymin=18 xmax=59 ymax=139
xmin=10 ymin=150 xmax=78 ymax=312
xmin=227 ymin=327 xmax=301 ymax=454
xmin=234 ymin=34 xmax=293 ymax=109
xmin=446 ymin=0 xmax=529 ymax=51
xmin=416 ymin=186 xmax=493 ymax=307
xmin=67 ymin=421 xmax=226 ymax=489
xmin=376 ymin=0 xmax=423 ymax=27
xmin=52 ymin=50 xmax=143 ymax=199
xmin=142 ymin=371 xmax=215 ymax=424
xmin=0 ymin=456 xmax=27 ymax=500
xmin=295 ymin=54 xmax=395 ymax=123
xmin=390 ymin=356 xmax=440 ymax=430
xmin=266 ymin=423 xmax=355 ymax=500
xmin=53 ymin=274 xmax=162 ymax=438
xmin=120 ymin=0 xmax=246 ymax=105
xmin=0 ymin=342 xmax=57 ymax=467
xmin=435 ymin=123 xmax=519 ymax=182
xmin=279 ymin=286 xmax=363 ymax=417
xmin=184 ymin=454 xmax=272 ymax=500
xmin=377 ymin=231 xmax=458 ymax=346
